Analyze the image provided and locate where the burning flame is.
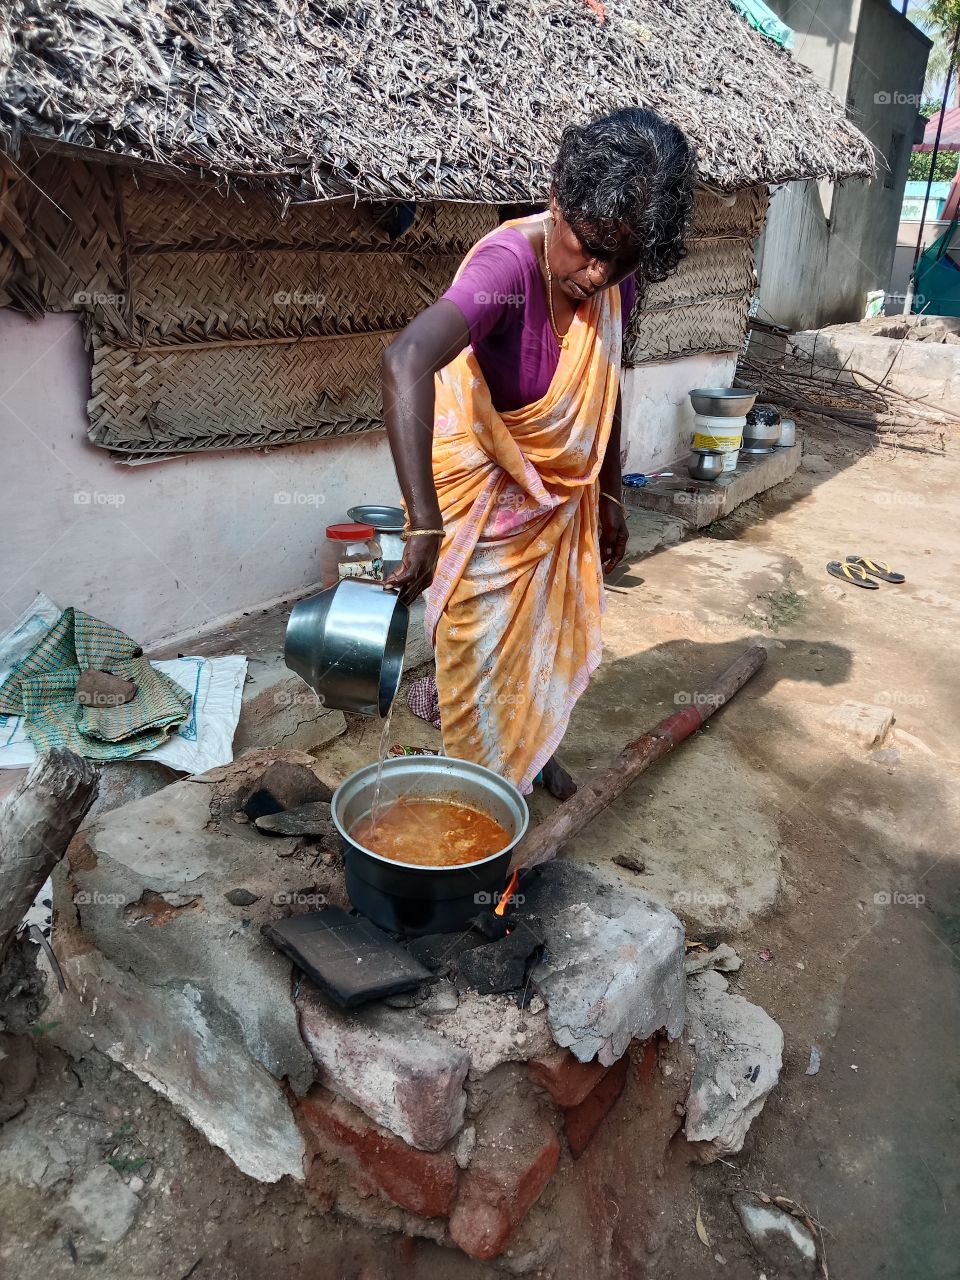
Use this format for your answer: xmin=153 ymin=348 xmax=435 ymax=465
xmin=494 ymin=868 xmax=520 ymax=917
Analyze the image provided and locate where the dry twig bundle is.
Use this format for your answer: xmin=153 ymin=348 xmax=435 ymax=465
xmin=737 ymin=348 xmax=959 ymax=442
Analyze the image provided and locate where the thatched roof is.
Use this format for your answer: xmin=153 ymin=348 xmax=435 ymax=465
xmin=0 ymin=0 xmax=875 ymax=202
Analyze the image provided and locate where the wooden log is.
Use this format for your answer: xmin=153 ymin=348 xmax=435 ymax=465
xmin=511 ymin=645 xmax=768 ymax=872
xmin=0 ymin=749 xmax=99 ymax=965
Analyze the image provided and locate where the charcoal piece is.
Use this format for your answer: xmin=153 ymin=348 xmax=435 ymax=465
xmin=225 ymin=888 xmax=259 ymax=906
xmin=254 ymin=801 xmax=332 ymax=836
xmin=243 ymin=788 xmax=285 ymax=821
xmin=612 ymin=853 xmax=645 ymax=874
xmin=258 ymin=762 xmax=334 ymax=808
xmin=456 ymin=913 xmax=545 ymax=996
xmin=262 ymin=907 xmax=435 ymax=1008
xmin=405 ymin=930 xmax=486 ymax=975
xmin=469 ymin=910 xmax=511 ymax=941
xmin=242 ymin=763 xmax=333 ymax=821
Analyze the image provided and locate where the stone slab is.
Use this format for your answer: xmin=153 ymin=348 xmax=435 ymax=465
xmin=62 ymin=1163 xmax=140 ymax=1243
xmin=297 ymin=985 xmax=470 ymax=1151
xmin=791 ymin=326 xmax=960 ymax=407
xmin=825 ymin=700 xmax=895 ymax=749
xmin=733 ymin=1192 xmax=818 ymax=1279
xmin=49 ymin=750 xmax=361 ymax=1181
xmin=684 ymin=969 xmax=783 ymax=1160
xmin=47 ymin=946 xmax=305 ymax=1183
xmin=625 ymin=443 xmax=801 ymax=530
xmin=524 ymin=862 xmax=686 ymax=1065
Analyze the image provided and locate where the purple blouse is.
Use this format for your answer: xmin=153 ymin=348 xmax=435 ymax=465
xmin=442 ymin=227 xmax=637 ymax=413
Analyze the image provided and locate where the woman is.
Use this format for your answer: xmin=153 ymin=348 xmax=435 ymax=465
xmin=383 ymin=108 xmax=694 ymax=798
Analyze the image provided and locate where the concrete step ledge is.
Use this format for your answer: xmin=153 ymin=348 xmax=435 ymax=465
xmin=624 ymin=443 xmax=801 ymax=530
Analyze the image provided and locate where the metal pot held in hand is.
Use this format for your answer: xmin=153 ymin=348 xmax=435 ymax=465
xmin=284 ymin=579 xmax=409 ymax=718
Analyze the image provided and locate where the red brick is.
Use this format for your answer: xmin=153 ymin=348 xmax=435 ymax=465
xmin=299 ymin=1086 xmax=458 ymax=1218
xmin=449 ymin=1093 xmax=560 ymax=1260
xmin=563 ymin=1051 xmax=630 ymax=1158
xmin=528 ymin=1049 xmax=611 ymax=1107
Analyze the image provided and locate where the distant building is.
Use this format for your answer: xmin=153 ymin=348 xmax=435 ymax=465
xmin=755 ymin=0 xmax=930 ymax=328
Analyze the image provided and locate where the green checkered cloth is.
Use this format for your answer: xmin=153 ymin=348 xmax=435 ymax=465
xmin=0 ymin=608 xmax=191 ymax=760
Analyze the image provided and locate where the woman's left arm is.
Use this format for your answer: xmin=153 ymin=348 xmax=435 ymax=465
xmin=598 ymin=387 xmax=629 ymax=574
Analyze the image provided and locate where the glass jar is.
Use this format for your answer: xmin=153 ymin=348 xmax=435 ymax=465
xmin=321 ymin=523 xmax=383 ymax=588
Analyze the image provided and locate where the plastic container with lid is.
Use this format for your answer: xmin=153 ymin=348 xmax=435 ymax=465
xmin=321 ymin=523 xmax=383 ymax=588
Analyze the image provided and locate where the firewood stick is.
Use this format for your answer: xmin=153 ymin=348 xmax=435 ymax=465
xmin=0 ymin=749 xmax=99 ymax=965
xmin=511 ymin=645 xmax=768 ymax=872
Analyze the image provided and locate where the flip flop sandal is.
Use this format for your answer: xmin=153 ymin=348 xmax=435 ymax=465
xmin=826 ymin=560 xmax=879 ymax=589
xmin=845 ymin=555 xmax=905 ymax=584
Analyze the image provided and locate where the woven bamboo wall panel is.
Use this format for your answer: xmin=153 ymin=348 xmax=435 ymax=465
xmin=120 ymin=248 xmax=463 ymax=346
xmin=122 ymin=173 xmax=497 ymax=256
xmin=690 ymin=186 xmax=768 ymax=239
xmin=0 ymin=153 xmax=125 ymax=322
xmin=87 ymin=332 xmax=390 ymax=454
xmin=644 ymin=236 xmax=756 ymax=309
xmin=0 ymin=152 xmax=771 ymax=447
xmin=623 ymin=186 xmax=766 ymax=366
xmin=626 ymin=294 xmax=752 ymax=364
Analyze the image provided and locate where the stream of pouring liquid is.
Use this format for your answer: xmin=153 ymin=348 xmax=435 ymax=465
xmin=368 ymin=701 xmax=395 ymax=832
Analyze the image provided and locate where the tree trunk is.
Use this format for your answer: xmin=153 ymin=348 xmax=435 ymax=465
xmin=0 ymin=749 xmax=99 ymax=965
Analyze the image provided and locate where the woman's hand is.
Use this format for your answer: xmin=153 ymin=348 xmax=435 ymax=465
xmin=384 ymin=533 xmax=443 ymax=606
xmin=599 ymin=501 xmax=628 ymax=574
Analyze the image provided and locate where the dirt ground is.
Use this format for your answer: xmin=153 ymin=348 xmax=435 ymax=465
xmin=2 ymin=420 xmax=959 ymax=1279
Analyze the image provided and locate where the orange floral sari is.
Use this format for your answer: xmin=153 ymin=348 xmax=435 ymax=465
xmin=425 ymin=215 xmax=622 ymax=793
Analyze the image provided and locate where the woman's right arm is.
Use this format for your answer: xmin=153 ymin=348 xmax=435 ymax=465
xmin=381 ymin=299 xmax=471 ymax=605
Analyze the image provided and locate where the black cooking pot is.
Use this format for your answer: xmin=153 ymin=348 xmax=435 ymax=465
xmin=331 ymin=755 xmax=529 ymax=936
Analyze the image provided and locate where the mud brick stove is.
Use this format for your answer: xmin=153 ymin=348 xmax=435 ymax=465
xmin=47 ymin=747 xmax=706 ymax=1269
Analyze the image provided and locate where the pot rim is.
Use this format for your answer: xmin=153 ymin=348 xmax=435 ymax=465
xmin=331 ymin=755 xmax=529 ymax=872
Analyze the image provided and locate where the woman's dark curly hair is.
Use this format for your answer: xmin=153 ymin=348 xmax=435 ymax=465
xmin=552 ymin=107 xmax=696 ymax=295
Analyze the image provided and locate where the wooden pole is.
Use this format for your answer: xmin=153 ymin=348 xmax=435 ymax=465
xmin=0 ymin=749 xmax=99 ymax=965
xmin=510 ymin=645 xmax=768 ymax=872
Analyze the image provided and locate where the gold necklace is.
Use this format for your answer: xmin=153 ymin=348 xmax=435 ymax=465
xmin=543 ymin=219 xmax=569 ymax=350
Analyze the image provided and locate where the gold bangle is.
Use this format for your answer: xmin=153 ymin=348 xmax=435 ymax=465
xmin=402 ymin=528 xmax=445 ymax=541
xmin=600 ymin=491 xmax=625 ymax=511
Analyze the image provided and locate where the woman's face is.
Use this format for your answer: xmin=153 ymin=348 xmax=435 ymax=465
xmin=547 ymin=194 xmax=642 ymax=301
